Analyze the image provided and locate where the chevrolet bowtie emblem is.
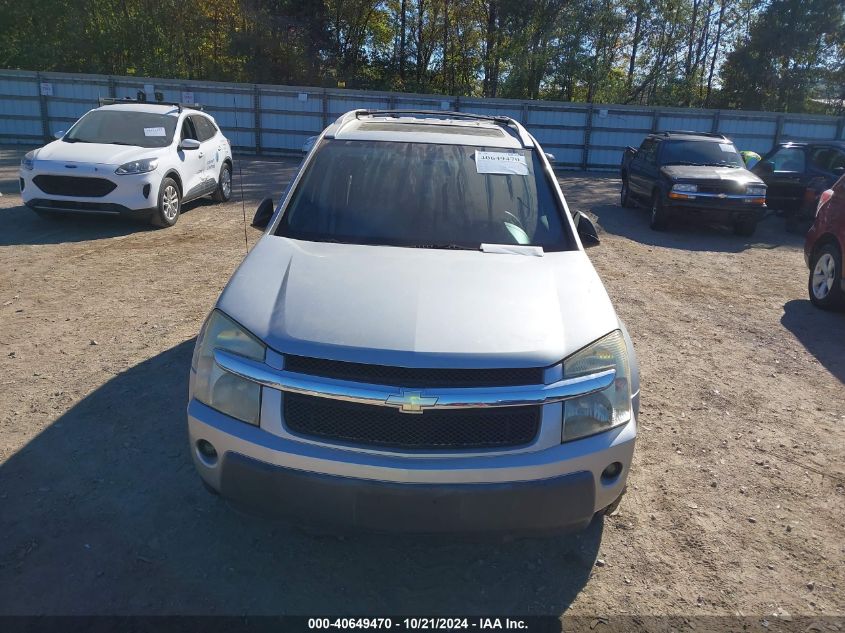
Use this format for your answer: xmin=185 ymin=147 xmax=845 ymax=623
xmin=386 ymin=389 xmax=438 ymax=414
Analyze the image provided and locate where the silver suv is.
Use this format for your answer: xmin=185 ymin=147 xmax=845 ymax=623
xmin=188 ymin=110 xmax=640 ymax=534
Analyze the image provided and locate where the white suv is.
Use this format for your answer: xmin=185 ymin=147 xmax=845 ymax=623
xmin=187 ymin=110 xmax=640 ymax=535
xmin=19 ymin=99 xmax=233 ymax=227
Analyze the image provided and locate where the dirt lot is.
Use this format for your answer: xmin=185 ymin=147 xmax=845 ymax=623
xmin=0 ymin=145 xmax=843 ymax=622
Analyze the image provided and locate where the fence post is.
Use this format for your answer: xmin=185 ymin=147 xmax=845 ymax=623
xmin=521 ymin=101 xmax=528 ymax=126
xmin=253 ymin=85 xmax=262 ymax=155
xmin=454 ymin=95 xmax=461 ymax=112
xmin=107 ymin=76 xmax=116 ymax=98
xmin=774 ymin=115 xmax=785 ymax=145
xmin=836 ymin=117 xmax=845 ymax=141
xmin=321 ymin=89 xmax=328 ymax=129
xmin=711 ymin=109 xmax=721 ymax=134
xmin=35 ymin=72 xmax=50 ymax=142
xmin=581 ymin=103 xmax=594 ymax=171
xmin=650 ymin=110 xmax=660 ymax=133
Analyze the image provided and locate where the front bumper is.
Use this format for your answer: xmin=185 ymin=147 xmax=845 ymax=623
xmin=20 ymin=167 xmax=161 ymax=214
xmin=187 ymin=399 xmax=636 ymax=534
xmin=665 ymin=196 xmax=765 ymax=223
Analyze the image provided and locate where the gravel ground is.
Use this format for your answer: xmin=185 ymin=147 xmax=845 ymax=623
xmin=0 ymin=146 xmax=843 ymax=622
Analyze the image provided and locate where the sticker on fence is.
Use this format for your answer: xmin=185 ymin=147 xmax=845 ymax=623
xmin=39 ymin=82 xmax=53 ymax=97
xmin=181 ymin=91 xmax=194 ymax=104
xmin=144 ymin=127 xmax=166 ymax=137
xmin=474 ymin=151 xmax=529 ymax=175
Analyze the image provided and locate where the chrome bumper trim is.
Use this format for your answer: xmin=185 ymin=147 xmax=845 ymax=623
xmin=673 ymin=192 xmax=764 ymax=200
xmin=214 ymin=349 xmax=615 ymax=412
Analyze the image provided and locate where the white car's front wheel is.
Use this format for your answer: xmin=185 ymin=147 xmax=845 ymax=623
xmin=212 ymin=163 xmax=232 ymax=203
xmin=152 ymin=177 xmax=181 ymax=228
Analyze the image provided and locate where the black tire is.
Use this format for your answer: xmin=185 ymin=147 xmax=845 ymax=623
xmin=649 ymin=193 xmax=669 ymax=231
xmin=620 ymin=176 xmax=633 ymax=208
xmin=733 ymin=219 xmax=757 ymax=237
xmin=212 ymin=162 xmax=232 ymax=203
xmin=808 ymin=243 xmax=845 ymax=310
xmin=151 ymin=177 xmax=181 ymax=228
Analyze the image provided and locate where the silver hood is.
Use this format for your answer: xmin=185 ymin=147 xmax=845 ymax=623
xmin=217 ymin=235 xmax=620 ymax=368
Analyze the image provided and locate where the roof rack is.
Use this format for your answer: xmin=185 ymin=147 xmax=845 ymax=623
xmin=349 ymin=109 xmax=534 ymax=148
xmin=359 ymin=109 xmax=513 ymax=124
xmin=659 ymin=130 xmax=728 ymax=140
xmin=98 ymin=94 xmax=203 ymax=113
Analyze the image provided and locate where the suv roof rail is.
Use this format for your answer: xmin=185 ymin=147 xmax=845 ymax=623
xmin=658 ymin=129 xmax=728 ymax=140
xmin=98 ymin=95 xmax=203 ymax=113
xmin=359 ymin=109 xmax=513 ymax=124
xmin=338 ymin=109 xmax=534 ymax=148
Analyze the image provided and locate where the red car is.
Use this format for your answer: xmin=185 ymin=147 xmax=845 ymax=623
xmin=805 ymin=174 xmax=845 ymax=309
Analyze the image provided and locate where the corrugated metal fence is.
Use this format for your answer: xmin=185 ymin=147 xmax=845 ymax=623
xmin=2 ymin=68 xmax=844 ymax=170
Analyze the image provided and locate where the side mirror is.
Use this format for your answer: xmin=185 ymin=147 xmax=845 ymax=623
xmin=544 ymin=152 xmax=556 ymax=163
xmin=833 ymin=166 xmax=845 ymax=176
xmin=54 ymin=130 xmax=66 ymax=140
xmin=573 ymin=211 xmax=600 ymax=248
xmin=756 ymin=161 xmax=774 ymax=176
xmin=626 ymin=146 xmax=637 ymax=155
xmin=179 ymin=138 xmax=201 ymax=151
xmin=251 ymin=198 xmax=275 ymax=229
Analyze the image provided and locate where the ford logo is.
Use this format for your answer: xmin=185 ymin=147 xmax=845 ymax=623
xmin=64 ymin=164 xmax=77 ymax=169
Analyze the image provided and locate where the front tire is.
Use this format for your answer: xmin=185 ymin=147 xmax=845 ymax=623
xmin=620 ymin=176 xmax=633 ymax=208
xmin=733 ymin=219 xmax=757 ymax=237
xmin=152 ymin=178 xmax=181 ymax=228
xmin=809 ymin=244 xmax=845 ymax=310
xmin=212 ymin=162 xmax=232 ymax=203
xmin=649 ymin=193 xmax=669 ymax=231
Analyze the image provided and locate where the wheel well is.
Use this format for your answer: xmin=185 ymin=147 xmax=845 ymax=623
xmin=812 ymin=233 xmax=842 ymax=261
xmin=163 ymin=171 xmax=182 ymax=196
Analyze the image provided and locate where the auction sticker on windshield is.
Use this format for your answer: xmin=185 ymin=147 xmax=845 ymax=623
xmin=144 ymin=127 xmax=166 ymax=137
xmin=475 ymin=150 xmax=529 ymax=175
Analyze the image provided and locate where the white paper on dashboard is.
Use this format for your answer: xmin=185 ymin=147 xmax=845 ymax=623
xmin=144 ymin=127 xmax=166 ymax=137
xmin=480 ymin=243 xmax=544 ymax=256
xmin=474 ymin=151 xmax=529 ymax=175
xmin=719 ymin=143 xmax=736 ymax=153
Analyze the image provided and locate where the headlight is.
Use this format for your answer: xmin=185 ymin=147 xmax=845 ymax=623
xmin=191 ymin=310 xmax=265 ymax=425
xmin=21 ymin=151 xmax=36 ymax=171
xmin=562 ymin=330 xmax=632 ymax=442
xmin=672 ymin=183 xmax=697 ymax=193
xmin=115 ymin=158 xmax=159 ymax=175
xmin=746 ymin=185 xmax=766 ymax=196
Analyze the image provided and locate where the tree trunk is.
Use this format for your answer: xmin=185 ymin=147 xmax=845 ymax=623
xmin=705 ymin=0 xmax=724 ymax=107
xmin=399 ymin=0 xmax=407 ymax=80
xmin=627 ymin=9 xmax=641 ymax=91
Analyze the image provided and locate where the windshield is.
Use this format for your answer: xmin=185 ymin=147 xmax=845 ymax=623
xmin=662 ymin=140 xmax=744 ymax=168
xmin=64 ymin=110 xmax=177 ymax=148
xmin=276 ymin=140 xmax=574 ymax=250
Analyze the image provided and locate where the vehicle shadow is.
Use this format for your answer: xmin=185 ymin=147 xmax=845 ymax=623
xmin=590 ymin=203 xmax=804 ymax=254
xmin=0 ymin=341 xmax=601 ymax=615
xmin=781 ymin=299 xmax=845 ymax=385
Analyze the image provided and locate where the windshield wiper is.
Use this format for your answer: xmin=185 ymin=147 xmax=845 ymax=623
xmin=106 ymin=141 xmax=140 ymax=146
xmin=63 ymin=138 xmax=90 ymax=143
xmin=665 ymin=161 xmax=706 ymax=166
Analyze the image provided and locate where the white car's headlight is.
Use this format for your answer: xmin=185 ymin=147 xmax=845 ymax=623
xmin=562 ymin=330 xmax=632 ymax=442
xmin=672 ymin=183 xmax=698 ymax=193
xmin=115 ymin=158 xmax=159 ymax=175
xmin=191 ymin=310 xmax=265 ymax=425
xmin=746 ymin=185 xmax=766 ymax=196
xmin=21 ymin=151 xmax=36 ymax=171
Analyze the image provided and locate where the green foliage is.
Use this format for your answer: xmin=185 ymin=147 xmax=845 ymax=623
xmin=0 ymin=0 xmax=841 ymax=113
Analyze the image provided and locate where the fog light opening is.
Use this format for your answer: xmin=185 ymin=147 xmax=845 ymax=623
xmin=601 ymin=461 xmax=623 ymax=485
xmin=142 ymin=184 xmax=151 ymax=198
xmin=196 ymin=439 xmax=219 ymax=467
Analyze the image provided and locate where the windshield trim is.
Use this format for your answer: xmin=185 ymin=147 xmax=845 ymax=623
xmin=274 ymin=139 xmax=576 ymax=253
